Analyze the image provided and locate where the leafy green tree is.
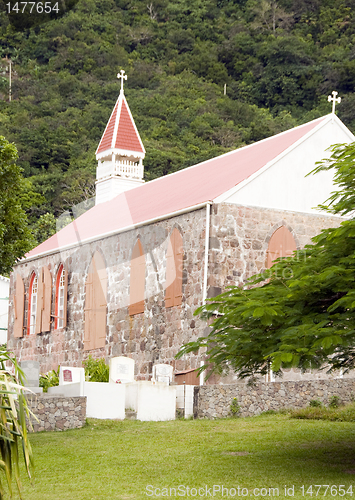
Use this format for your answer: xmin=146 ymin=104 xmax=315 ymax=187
xmin=0 ymin=137 xmax=35 ymax=274
xmin=177 ymin=142 xmax=355 ymax=379
xmin=31 ymin=212 xmax=56 ymax=245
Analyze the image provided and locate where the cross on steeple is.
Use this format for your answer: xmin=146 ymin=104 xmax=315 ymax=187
xmin=117 ymin=69 xmax=127 ymax=94
xmin=328 ymin=91 xmax=341 ymax=114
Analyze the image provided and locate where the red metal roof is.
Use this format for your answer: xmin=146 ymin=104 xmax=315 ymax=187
xmin=27 ymin=115 xmax=327 ymax=258
xmin=96 ymin=95 xmax=144 ymax=155
xmin=115 ymin=100 xmax=144 ymax=152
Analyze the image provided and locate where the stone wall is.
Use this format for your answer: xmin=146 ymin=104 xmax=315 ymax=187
xmin=194 ymin=379 xmax=355 ymax=418
xmin=207 ymin=203 xmax=342 ymax=295
xmin=8 ymin=208 xmax=207 ymax=378
xmin=27 ymin=395 xmax=86 ymax=432
xmin=8 ymin=201 xmax=343 ymax=382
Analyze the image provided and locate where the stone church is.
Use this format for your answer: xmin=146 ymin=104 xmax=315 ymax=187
xmin=7 ymin=76 xmax=355 ymax=383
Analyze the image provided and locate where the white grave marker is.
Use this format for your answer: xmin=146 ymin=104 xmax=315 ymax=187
xmin=109 ymin=357 xmax=134 ymax=384
xmin=59 ymin=366 xmax=85 ymax=385
xmin=20 ymin=360 xmax=40 ymax=387
xmin=152 ymin=364 xmax=173 ymax=385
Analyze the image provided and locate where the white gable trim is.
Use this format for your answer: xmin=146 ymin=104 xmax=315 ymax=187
xmin=121 ymin=94 xmax=146 ymax=154
xmin=95 ymin=95 xmax=120 ymax=156
xmin=111 ymin=95 xmax=124 ymax=149
xmin=213 ymin=114 xmax=355 ymax=204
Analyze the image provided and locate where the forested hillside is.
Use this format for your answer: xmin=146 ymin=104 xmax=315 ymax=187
xmin=0 ymin=0 xmax=354 ymax=242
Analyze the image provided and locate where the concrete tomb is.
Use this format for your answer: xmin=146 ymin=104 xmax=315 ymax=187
xmin=59 ymin=366 xmax=85 ymax=385
xmin=20 ymin=360 xmax=43 ymax=394
xmin=109 ymin=356 xmax=135 ymax=384
xmin=152 ymin=364 xmax=173 ymax=385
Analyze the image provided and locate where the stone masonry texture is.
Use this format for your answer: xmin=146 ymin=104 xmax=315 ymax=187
xmin=194 ymin=379 xmax=355 ymax=418
xmin=26 ymin=395 xmax=86 ymax=432
xmin=8 ymin=203 xmax=343 ymax=382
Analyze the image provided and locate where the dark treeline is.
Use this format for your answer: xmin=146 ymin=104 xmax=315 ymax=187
xmin=0 ymin=0 xmax=354 ymax=241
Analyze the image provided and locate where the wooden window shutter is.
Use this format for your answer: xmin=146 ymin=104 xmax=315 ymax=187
xmin=62 ymin=266 xmax=68 ymax=328
xmin=165 ymin=229 xmax=183 ymax=308
xmin=13 ymin=274 xmax=25 ymax=338
xmin=41 ymin=266 xmax=52 ymax=332
xmin=35 ymin=270 xmax=44 ymax=334
xmin=84 ymin=271 xmax=94 ymax=351
xmin=85 ymin=252 xmax=107 ymax=350
xmin=93 ymin=252 xmax=107 ymax=349
xmin=129 ymin=239 xmax=145 ymax=316
xmin=173 ymin=229 xmax=183 ymax=306
xmin=266 ymin=226 xmax=297 ymax=268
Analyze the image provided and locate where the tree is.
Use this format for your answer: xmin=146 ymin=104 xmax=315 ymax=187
xmin=0 ymin=137 xmax=35 ymax=274
xmin=177 ymin=142 xmax=355 ymax=379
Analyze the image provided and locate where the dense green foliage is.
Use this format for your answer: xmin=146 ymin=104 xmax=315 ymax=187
xmin=0 ymin=0 xmax=355 ymax=244
xmin=0 ymin=136 xmax=35 ymax=273
xmin=39 ymin=366 xmax=59 ymax=392
xmin=177 ymin=142 xmax=355 ymax=379
xmin=82 ymin=355 xmax=109 ymax=382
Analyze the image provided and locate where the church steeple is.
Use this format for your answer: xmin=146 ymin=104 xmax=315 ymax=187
xmin=95 ymin=70 xmax=145 ymax=205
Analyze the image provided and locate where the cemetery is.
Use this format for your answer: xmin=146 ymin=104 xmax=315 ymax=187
xmin=20 ymin=357 xmax=184 ymax=429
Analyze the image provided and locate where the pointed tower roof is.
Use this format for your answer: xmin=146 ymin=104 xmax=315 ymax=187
xmin=96 ymin=70 xmax=145 ymax=158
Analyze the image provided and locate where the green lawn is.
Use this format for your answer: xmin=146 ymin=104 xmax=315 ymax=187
xmin=13 ymin=415 xmax=355 ymax=500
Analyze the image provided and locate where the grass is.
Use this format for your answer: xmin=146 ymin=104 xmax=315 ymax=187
xmin=11 ymin=414 xmax=355 ymax=500
xmin=291 ymin=402 xmax=355 ymax=422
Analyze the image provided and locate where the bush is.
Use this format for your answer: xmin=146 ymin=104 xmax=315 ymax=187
xmin=329 ymin=395 xmax=341 ymax=408
xmin=0 ymin=347 xmax=34 ymax=497
xmin=39 ymin=367 xmax=60 ymax=392
xmin=83 ymin=355 xmax=109 ymax=382
xmin=309 ymin=399 xmax=323 ymax=407
xmin=229 ymin=397 xmax=240 ymax=417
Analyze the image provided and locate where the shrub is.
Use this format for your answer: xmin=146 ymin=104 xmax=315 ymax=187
xmin=39 ymin=367 xmax=60 ymax=392
xmin=229 ymin=397 xmax=240 ymax=417
xmin=0 ymin=347 xmax=34 ymax=497
xmin=309 ymin=399 xmax=323 ymax=407
xmin=329 ymin=395 xmax=341 ymax=408
xmin=83 ymin=355 xmax=109 ymax=382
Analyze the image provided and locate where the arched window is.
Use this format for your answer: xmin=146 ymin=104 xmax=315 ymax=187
xmin=165 ymin=228 xmax=183 ymax=308
xmin=28 ymin=273 xmax=38 ymax=335
xmin=84 ymin=251 xmax=107 ymax=350
xmin=55 ymin=264 xmax=67 ymax=329
xmin=266 ymin=226 xmax=297 ymax=268
xmin=129 ymin=239 xmax=145 ymax=316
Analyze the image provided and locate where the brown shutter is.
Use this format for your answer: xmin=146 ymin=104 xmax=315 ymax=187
xmin=165 ymin=229 xmax=183 ymax=308
xmin=85 ymin=252 xmax=107 ymax=350
xmin=13 ymin=274 xmax=25 ymax=338
xmin=266 ymin=226 xmax=297 ymax=268
xmin=93 ymin=252 xmax=107 ymax=349
xmin=35 ymin=270 xmax=43 ymax=334
xmin=173 ymin=229 xmax=183 ymax=306
xmin=62 ymin=266 xmax=68 ymax=328
xmin=41 ymin=266 xmax=52 ymax=332
xmin=84 ymin=271 xmax=93 ymax=351
xmin=165 ymin=232 xmax=175 ymax=308
xmin=129 ymin=239 xmax=145 ymax=316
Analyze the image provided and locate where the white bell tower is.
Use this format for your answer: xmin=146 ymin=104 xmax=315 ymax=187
xmin=95 ymin=70 xmax=145 ymax=205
